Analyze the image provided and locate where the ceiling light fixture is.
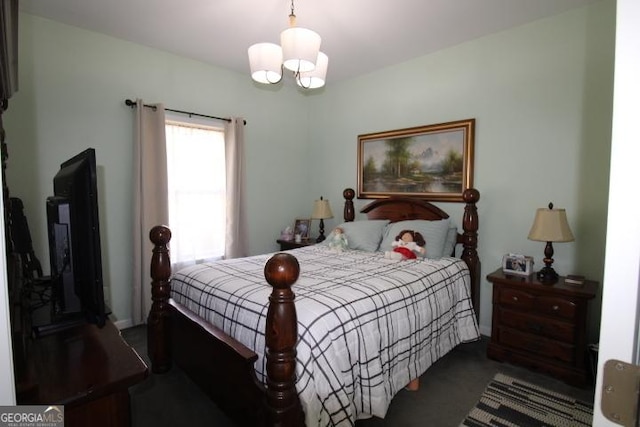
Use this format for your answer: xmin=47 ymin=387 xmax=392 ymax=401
xmin=248 ymin=0 xmax=327 ymax=89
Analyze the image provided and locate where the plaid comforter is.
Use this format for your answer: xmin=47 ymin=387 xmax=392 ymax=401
xmin=171 ymin=245 xmax=480 ymax=426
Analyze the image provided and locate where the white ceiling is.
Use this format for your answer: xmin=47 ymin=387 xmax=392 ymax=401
xmin=19 ymin=0 xmax=599 ymax=83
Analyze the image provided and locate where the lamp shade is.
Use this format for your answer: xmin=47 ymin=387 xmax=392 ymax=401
xmin=297 ymin=51 xmax=328 ymax=89
xmin=527 ymin=206 xmax=574 ymax=242
xmin=311 ymin=198 xmax=333 ymax=220
xmin=248 ymin=42 xmax=283 ymax=84
xmin=281 ymin=26 xmax=321 ymax=72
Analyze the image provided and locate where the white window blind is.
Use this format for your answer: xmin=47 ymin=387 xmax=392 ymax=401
xmin=165 ymin=118 xmax=226 ymax=269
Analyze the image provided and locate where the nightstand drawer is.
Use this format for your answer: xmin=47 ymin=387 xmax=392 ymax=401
xmin=498 ymin=288 xmax=535 ymax=310
xmin=499 ymin=308 xmax=575 ymax=342
xmin=499 ymin=328 xmax=575 ymax=363
xmin=536 ymin=296 xmax=576 ymax=320
xmin=498 ymin=289 xmax=576 ymax=320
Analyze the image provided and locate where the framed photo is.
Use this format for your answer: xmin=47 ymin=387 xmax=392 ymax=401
xmin=502 ymin=254 xmax=534 ymax=276
xmin=293 ymin=218 xmax=311 ymax=240
xmin=357 ymin=119 xmax=475 ymax=202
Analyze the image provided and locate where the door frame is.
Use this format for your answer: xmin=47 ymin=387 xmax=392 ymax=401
xmin=593 ymin=0 xmax=640 ymax=424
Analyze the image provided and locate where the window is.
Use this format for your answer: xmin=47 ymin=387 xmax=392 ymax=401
xmin=165 ymin=117 xmax=226 ymax=268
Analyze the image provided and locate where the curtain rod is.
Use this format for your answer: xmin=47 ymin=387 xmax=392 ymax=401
xmin=124 ymin=99 xmax=246 ymax=125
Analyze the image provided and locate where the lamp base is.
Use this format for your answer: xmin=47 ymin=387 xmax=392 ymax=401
xmin=316 ymin=219 xmax=326 ymax=243
xmin=536 ymin=266 xmax=559 ymax=284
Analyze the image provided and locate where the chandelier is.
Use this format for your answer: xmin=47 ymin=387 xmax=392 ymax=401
xmin=248 ymin=0 xmax=328 ymax=89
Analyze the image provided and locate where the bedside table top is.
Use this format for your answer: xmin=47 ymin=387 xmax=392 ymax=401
xmin=276 ymin=238 xmax=316 ymax=249
xmin=486 ymin=268 xmax=598 ymax=298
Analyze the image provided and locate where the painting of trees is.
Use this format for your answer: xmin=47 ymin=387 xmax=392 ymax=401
xmin=383 ymin=137 xmax=412 ymax=177
xmin=357 ymin=119 xmax=475 ymax=201
xmin=442 ymin=149 xmax=463 ymax=174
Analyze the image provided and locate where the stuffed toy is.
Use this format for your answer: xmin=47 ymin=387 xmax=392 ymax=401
xmin=326 ymin=227 xmax=349 ymax=252
xmin=384 ymin=229 xmax=426 ymax=260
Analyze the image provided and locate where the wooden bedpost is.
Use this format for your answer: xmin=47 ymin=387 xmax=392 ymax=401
xmin=148 ymin=225 xmax=173 ymax=374
xmin=461 ymin=188 xmax=480 ymax=319
xmin=343 ymin=188 xmax=355 ymax=222
xmin=264 ymin=253 xmax=305 ymax=427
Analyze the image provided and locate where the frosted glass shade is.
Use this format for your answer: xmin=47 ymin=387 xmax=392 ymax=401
xmin=528 ymin=208 xmax=575 ymax=242
xmin=281 ymin=27 xmax=321 ymax=72
xmin=248 ymin=43 xmax=283 ymax=84
xmin=297 ymin=52 xmax=328 ymax=89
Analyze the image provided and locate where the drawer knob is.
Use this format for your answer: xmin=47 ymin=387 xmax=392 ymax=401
xmin=552 ymin=305 xmax=559 ymax=311
xmin=512 ymin=296 xmax=519 ymax=302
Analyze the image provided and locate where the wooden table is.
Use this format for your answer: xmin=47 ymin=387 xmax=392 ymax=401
xmin=18 ymin=319 xmax=148 ymax=427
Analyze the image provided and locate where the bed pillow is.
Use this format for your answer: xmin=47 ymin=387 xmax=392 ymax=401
xmin=442 ymin=225 xmax=459 ymax=257
xmin=332 ymin=220 xmax=390 ymax=252
xmin=380 ymin=219 xmax=451 ymax=259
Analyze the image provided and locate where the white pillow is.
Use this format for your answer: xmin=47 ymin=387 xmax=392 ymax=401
xmin=333 ymin=220 xmax=390 ymax=252
xmin=380 ymin=219 xmax=451 ymax=259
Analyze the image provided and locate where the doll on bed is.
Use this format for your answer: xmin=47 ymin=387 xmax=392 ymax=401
xmin=326 ymin=227 xmax=349 ymax=252
xmin=384 ymin=230 xmax=426 ymax=260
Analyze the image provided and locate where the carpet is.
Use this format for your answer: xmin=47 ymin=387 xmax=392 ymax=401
xmin=460 ymin=373 xmax=593 ymax=427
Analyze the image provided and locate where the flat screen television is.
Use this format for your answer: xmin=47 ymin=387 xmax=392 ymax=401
xmin=46 ymin=148 xmax=106 ymax=328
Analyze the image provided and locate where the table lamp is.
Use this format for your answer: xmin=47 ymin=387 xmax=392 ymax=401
xmin=527 ymin=202 xmax=575 ymax=283
xmin=311 ymin=196 xmax=333 ymax=243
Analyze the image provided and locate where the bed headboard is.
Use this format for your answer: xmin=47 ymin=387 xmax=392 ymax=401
xmin=341 ymin=187 xmax=481 ymax=318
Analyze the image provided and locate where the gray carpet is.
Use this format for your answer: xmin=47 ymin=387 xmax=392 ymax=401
xmin=121 ymin=326 xmax=594 ymax=427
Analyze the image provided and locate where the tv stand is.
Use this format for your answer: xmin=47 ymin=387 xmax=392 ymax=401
xmin=31 ymin=302 xmax=113 ymax=338
xmin=31 ymin=315 xmax=85 ymax=338
xmin=18 ymin=319 xmax=148 ymax=427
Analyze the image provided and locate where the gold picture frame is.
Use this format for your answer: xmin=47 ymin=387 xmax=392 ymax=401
xmin=357 ymin=119 xmax=475 ymax=202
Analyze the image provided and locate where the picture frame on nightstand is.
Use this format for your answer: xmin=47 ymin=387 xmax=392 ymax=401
xmin=293 ymin=218 xmax=311 ymax=240
xmin=502 ymin=254 xmax=534 ymax=276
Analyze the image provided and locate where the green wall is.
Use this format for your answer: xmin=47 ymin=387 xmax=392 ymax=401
xmin=4 ymin=1 xmax=615 ymax=339
xmin=5 ymin=13 xmax=313 ymax=325
xmin=306 ymin=1 xmax=615 ymax=337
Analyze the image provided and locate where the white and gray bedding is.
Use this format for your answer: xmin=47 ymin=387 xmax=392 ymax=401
xmin=171 ymin=245 xmax=480 ymax=426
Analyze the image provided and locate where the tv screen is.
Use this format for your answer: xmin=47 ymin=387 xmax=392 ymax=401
xmin=47 ymin=148 xmax=106 ymax=327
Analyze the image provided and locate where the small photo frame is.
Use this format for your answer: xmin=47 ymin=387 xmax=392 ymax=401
xmin=502 ymin=254 xmax=534 ymax=276
xmin=293 ymin=218 xmax=311 ymax=240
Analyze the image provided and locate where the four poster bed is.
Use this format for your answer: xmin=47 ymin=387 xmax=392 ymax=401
xmin=147 ymin=187 xmax=481 ymax=426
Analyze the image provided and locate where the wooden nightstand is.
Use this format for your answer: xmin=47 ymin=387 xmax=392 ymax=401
xmin=486 ymin=268 xmax=597 ymax=387
xmin=277 ymin=238 xmax=315 ymax=251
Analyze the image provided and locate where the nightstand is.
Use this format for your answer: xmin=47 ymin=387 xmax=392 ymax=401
xmin=277 ymin=239 xmax=315 ymax=251
xmin=486 ymin=268 xmax=597 ymax=387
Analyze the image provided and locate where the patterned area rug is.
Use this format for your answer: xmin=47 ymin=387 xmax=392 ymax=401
xmin=460 ymin=373 xmax=593 ymax=427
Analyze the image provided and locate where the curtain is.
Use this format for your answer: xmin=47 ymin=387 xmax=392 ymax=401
xmin=132 ymin=99 xmax=168 ymax=325
xmin=224 ymin=118 xmax=248 ymax=259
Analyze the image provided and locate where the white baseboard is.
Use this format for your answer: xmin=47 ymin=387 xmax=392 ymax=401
xmin=112 ymin=318 xmax=135 ymax=330
xmin=479 ymin=324 xmax=491 ymax=337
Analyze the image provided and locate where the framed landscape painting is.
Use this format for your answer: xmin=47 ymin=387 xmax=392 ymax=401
xmin=357 ymin=119 xmax=475 ymax=202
